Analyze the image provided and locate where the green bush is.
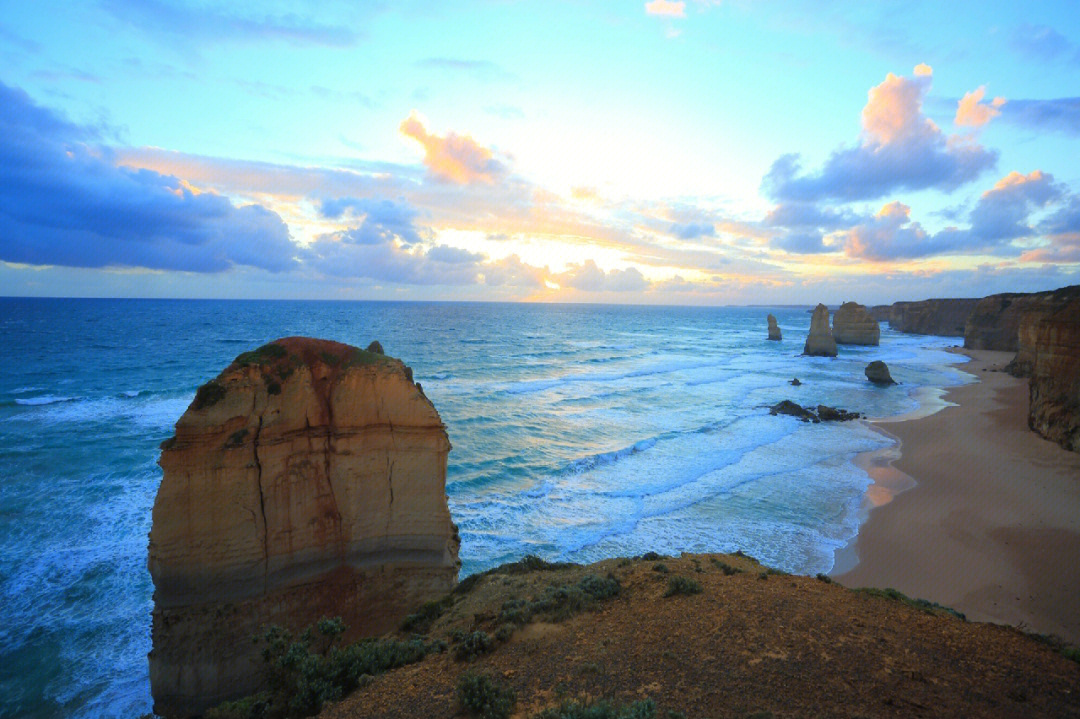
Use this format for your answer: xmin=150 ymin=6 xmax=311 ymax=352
xmin=192 ymin=381 xmax=227 ymax=410
xmin=457 ymin=672 xmax=516 ymax=719
xmin=652 ymin=563 xmax=669 ymax=574
xmin=815 ymin=573 xmax=832 ymax=583
xmin=455 ymin=631 xmax=495 ymax=661
xmin=664 ymin=576 xmax=702 ymax=597
xmin=401 ymin=596 xmax=452 ymax=633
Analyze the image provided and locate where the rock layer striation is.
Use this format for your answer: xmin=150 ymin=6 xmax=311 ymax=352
xmin=885 ymin=298 xmax=977 ymax=336
xmin=832 ymin=302 xmax=880 ymax=345
xmin=1024 ymin=298 xmax=1080 ymax=452
xmin=148 ymin=337 xmax=460 ymax=716
xmin=803 ymin=304 xmax=837 ymax=357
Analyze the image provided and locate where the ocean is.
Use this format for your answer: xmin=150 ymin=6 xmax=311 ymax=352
xmin=0 ymin=298 xmax=972 ymax=718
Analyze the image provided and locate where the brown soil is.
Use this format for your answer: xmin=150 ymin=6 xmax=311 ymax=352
xmin=320 ymin=553 xmax=1080 ymax=719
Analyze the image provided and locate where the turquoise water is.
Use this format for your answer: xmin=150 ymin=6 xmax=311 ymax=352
xmin=0 ymin=298 xmax=972 ymax=718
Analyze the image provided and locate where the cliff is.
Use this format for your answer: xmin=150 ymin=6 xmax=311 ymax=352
xmin=802 ymin=304 xmax=837 ymax=357
xmin=217 ymin=552 xmax=1080 ymax=719
xmin=1026 ymin=298 xmax=1080 ymax=452
xmin=149 ymin=338 xmax=460 ymax=717
xmin=967 ymin=285 xmax=1080 ymax=353
xmin=832 ymin=301 xmax=880 ymax=345
xmin=886 ymin=298 xmax=978 ymax=336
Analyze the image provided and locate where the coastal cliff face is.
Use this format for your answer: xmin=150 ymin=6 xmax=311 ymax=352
xmin=1026 ymin=299 xmax=1080 ymax=452
xmin=968 ymin=285 xmax=1080 ymax=354
xmin=886 ymin=298 xmax=977 ymax=336
xmin=149 ymin=337 xmax=460 ymax=716
xmin=832 ymin=302 xmax=880 ymax=345
xmin=803 ymin=304 xmax=837 ymax=357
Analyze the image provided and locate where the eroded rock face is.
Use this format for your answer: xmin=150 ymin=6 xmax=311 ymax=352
xmin=149 ymin=338 xmax=460 ymax=716
xmin=1026 ymin=299 xmax=1080 ymax=452
xmin=832 ymin=302 xmax=880 ymax=345
xmin=967 ymin=286 xmax=1080 ymax=353
xmin=886 ymin=298 xmax=978 ymax=336
xmin=803 ymin=304 xmax=837 ymax=357
xmin=767 ymin=314 xmax=782 ymax=341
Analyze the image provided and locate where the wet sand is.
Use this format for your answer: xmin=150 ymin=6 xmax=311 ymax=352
xmin=833 ymin=349 xmax=1080 ymax=644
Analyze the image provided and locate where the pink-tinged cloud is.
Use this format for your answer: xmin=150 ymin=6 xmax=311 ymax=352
xmin=645 ymin=0 xmax=686 ymax=18
xmin=763 ymin=66 xmax=997 ymax=202
xmin=399 ymin=113 xmax=504 ymax=184
xmin=955 ymin=86 xmax=1006 ymax=128
xmin=842 ymin=202 xmax=931 ymax=261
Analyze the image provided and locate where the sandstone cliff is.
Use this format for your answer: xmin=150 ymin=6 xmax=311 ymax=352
xmin=803 ymin=304 xmax=837 ymax=357
xmin=766 ymin=313 xmax=781 ymax=341
xmin=149 ymin=337 xmax=460 ymax=716
xmin=886 ymin=298 xmax=977 ymax=336
xmin=966 ymin=285 xmax=1080 ymax=353
xmin=1025 ymin=298 xmax=1080 ymax=452
xmin=832 ymin=301 xmax=880 ymax=345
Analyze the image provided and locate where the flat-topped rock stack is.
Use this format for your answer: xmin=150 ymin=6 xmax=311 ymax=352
xmin=148 ymin=337 xmax=460 ymax=716
xmin=832 ymin=302 xmax=880 ymax=345
xmin=803 ymin=304 xmax=837 ymax=357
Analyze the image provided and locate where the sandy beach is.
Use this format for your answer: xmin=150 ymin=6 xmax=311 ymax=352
xmin=834 ymin=348 xmax=1080 ymax=643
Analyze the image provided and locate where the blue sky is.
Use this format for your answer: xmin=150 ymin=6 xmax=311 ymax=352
xmin=1 ymin=0 xmax=1079 ymax=303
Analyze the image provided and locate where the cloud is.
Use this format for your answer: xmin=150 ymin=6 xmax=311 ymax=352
xmin=0 ymin=82 xmax=297 ymax=273
xmin=668 ymin=221 xmax=715 ymax=239
xmin=479 ymin=254 xmax=547 ymax=288
xmin=319 ymin=197 xmax=424 ymax=245
xmin=955 ymin=86 xmax=1005 ymax=128
xmin=399 ymin=113 xmax=505 ymax=184
xmin=305 ymin=230 xmax=483 ymax=286
xmin=98 ymin=0 xmax=360 ymax=47
xmin=557 ymin=260 xmax=650 ymax=292
xmin=997 ymin=97 xmax=1080 ymax=136
xmin=763 ymin=66 xmax=998 ymax=202
xmin=841 ymin=170 xmax=1065 ymax=261
xmin=645 ymin=0 xmax=686 ymax=17
xmin=1010 ymin=24 xmax=1080 ymax=64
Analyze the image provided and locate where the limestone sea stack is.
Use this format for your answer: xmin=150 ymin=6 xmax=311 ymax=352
xmin=148 ymin=337 xmax=460 ymax=716
xmin=767 ymin=314 xmax=782 ymax=341
xmin=832 ymin=301 xmax=880 ymax=345
xmin=803 ymin=304 xmax=837 ymax=357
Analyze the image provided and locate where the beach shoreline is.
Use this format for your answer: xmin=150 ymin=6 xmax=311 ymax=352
xmin=832 ymin=348 xmax=1080 ymax=643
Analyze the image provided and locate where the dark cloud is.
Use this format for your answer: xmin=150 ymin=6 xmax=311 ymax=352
xmin=99 ymin=0 xmax=361 ymax=47
xmin=999 ymin=97 xmax=1080 ymax=136
xmin=0 ymin=82 xmax=297 ymax=273
xmin=763 ymin=68 xmax=997 ymax=203
xmin=774 ymin=232 xmax=830 ymax=254
xmin=319 ymin=197 xmax=424 ymax=246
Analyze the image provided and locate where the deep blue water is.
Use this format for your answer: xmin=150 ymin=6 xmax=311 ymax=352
xmin=0 ymin=298 xmax=972 ymax=718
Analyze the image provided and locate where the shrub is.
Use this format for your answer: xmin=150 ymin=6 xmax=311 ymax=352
xmin=457 ymin=672 xmax=516 ymax=719
xmin=664 ymin=576 xmax=702 ymax=597
xmin=711 ymin=559 xmax=741 ymax=576
xmin=236 ymin=343 xmax=288 ymax=367
xmin=455 ymin=631 xmax=494 ymax=661
xmin=815 ymin=573 xmax=833 ymax=583
xmin=641 ymin=552 xmax=662 ymax=561
xmin=192 ymin=381 xmax=227 ymax=410
xmin=401 ymin=596 xmax=453 ymax=633
xmin=652 ymin=563 xmax=669 ymax=574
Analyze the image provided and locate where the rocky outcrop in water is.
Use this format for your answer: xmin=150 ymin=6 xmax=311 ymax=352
xmin=148 ymin=337 xmax=460 ymax=716
xmin=769 ymin=400 xmax=861 ymax=422
xmin=885 ymin=298 xmax=978 ymax=336
xmin=802 ymin=304 xmax=837 ymax=357
xmin=865 ymin=361 xmax=896 ymax=385
xmin=767 ymin=314 xmax=782 ymax=341
xmin=832 ymin=302 xmax=880 ymax=345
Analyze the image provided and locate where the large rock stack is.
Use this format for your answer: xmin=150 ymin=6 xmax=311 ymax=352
xmin=149 ymin=338 xmax=460 ymax=716
xmin=832 ymin=302 xmax=880 ymax=345
xmin=803 ymin=304 xmax=838 ymax=357
xmin=767 ymin=314 xmax=782 ymax=341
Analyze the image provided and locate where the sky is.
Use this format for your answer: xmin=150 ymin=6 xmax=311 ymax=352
xmin=1 ymin=1 xmax=1079 ymax=305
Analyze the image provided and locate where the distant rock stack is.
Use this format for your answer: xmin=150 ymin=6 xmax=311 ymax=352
xmin=148 ymin=337 xmax=460 ymax=717
xmin=803 ymin=304 xmax=838 ymax=357
xmin=767 ymin=314 xmax=782 ymax=341
xmin=832 ymin=302 xmax=880 ymax=345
